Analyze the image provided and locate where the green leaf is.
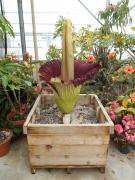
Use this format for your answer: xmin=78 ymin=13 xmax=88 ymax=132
xmin=114 ymin=107 xmax=126 ymax=113
xmin=127 ymin=108 xmax=135 ymax=115
xmin=117 ymin=96 xmax=125 ymax=101
xmin=24 ymin=80 xmax=32 ymax=87
xmin=53 ymin=82 xmax=81 ymax=113
xmin=1 ymin=76 xmax=8 ymax=88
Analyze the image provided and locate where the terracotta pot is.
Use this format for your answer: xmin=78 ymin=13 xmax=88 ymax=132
xmin=0 ymin=129 xmax=12 ymax=157
xmin=7 ymin=111 xmax=25 ymax=127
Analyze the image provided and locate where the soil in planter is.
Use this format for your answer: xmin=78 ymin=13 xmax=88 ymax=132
xmin=0 ymin=131 xmax=10 ymax=144
xmin=71 ymin=105 xmax=97 ymax=124
xmin=35 ymin=104 xmax=63 ymax=124
xmin=35 ymin=104 xmax=98 ymax=124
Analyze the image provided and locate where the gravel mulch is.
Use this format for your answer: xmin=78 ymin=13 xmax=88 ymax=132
xmin=35 ymin=104 xmax=98 ymax=124
xmin=35 ymin=104 xmax=63 ymax=124
xmin=70 ymin=105 xmax=98 ymax=124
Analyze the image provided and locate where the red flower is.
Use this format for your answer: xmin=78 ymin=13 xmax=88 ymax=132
xmin=107 ymin=51 xmax=116 ymax=59
xmin=123 ymin=66 xmax=135 ymax=74
xmin=115 ymin=124 xmax=123 ymax=134
xmin=86 ymin=55 xmax=95 ymax=63
xmin=111 ymin=101 xmax=119 ymax=109
xmin=108 ymin=111 xmax=116 ymax=121
xmin=125 ymin=132 xmax=135 ymax=142
xmin=122 ymin=114 xmax=134 ymax=123
xmin=129 ymin=93 xmax=135 ymax=103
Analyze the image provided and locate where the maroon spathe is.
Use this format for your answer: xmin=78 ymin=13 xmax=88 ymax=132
xmin=39 ymin=59 xmax=101 ymax=86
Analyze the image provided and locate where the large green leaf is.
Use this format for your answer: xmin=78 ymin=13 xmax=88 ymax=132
xmin=1 ymin=76 xmax=8 ymax=88
xmin=52 ymin=82 xmax=81 ymax=113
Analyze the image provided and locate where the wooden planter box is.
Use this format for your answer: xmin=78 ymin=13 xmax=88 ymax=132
xmin=24 ymin=94 xmax=113 ymax=174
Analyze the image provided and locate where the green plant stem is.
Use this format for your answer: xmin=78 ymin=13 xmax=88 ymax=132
xmin=18 ymin=90 xmax=20 ymax=105
xmin=2 ymin=85 xmax=15 ymax=110
xmin=12 ymin=89 xmax=20 ymax=106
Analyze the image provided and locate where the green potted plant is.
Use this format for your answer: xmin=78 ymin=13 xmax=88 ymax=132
xmin=0 ymin=55 xmax=37 ymax=127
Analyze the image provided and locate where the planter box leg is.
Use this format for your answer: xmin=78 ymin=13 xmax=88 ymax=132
xmin=31 ymin=167 xmax=36 ymax=174
xmin=99 ymin=167 xmax=105 ymax=173
xmin=66 ymin=168 xmax=72 ymax=174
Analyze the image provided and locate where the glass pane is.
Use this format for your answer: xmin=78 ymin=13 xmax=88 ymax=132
xmin=3 ymin=0 xmax=107 ymax=59
xmin=4 ymin=0 xmax=21 ymax=58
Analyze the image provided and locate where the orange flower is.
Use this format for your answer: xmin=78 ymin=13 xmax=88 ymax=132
xmin=129 ymin=93 xmax=135 ymax=103
xmin=87 ymin=55 xmax=95 ymax=63
xmin=122 ymin=99 xmax=128 ymax=108
xmin=107 ymin=51 xmax=116 ymax=59
xmin=123 ymin=66 xmax=135 ymax=74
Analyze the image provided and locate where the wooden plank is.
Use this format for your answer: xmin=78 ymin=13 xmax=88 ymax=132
xmin=93 ymin=94 xmax=114 ymax=134
xmin=28 ymin=134 xmax=110 ymax=145
xmin=23 ymin=94 xmax=41 ymax=134
xmin=77 ymin=94 xmax=91 ymax=105
xmin=41 ymin=94 xmax=54 ymax=108
xmin=27 ymin=124 xmax=110 ymax=135
xmin=30 ymin=165 xmax=105 ymax=169
xmin=29 ymin=144 xmax=108 ymax=166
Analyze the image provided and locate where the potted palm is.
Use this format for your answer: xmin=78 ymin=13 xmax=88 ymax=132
xmin=24 ymin=19 xmax=113 ymax=174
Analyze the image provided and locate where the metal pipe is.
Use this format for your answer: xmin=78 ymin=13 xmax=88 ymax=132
xmin=30 ymin=0 xmax=39 ymax=60
xmin=30 ymin=0 xmax=39 ymax=81
xmin=78 ymin=0 xmax=103 ymax=25
xmin=17 ymin=0 xmax=26 ymax=56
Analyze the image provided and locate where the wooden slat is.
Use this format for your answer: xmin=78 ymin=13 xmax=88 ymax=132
xmin=41 ymin=94 xmax=54 ymax=108
xmin=93 ymin=94 xmax=114 ymax=134
xmin=29 ymin=144 xmax=108 ymax=166
xmin=77 ymin=94 xmax=91 ymax=105
xmin=30 ymin=165 xmax=105 ymax=169
xmin=28 ymin=134 xmax=110 ymax=145
xmin=23 ymin=94 xmax=41 ymax=134
xmin=27 ymin=124 xmax=110 ymax=135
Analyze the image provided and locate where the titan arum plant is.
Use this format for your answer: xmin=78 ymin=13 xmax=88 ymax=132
xmin=39 ymin=19 xmax=101 ymax=114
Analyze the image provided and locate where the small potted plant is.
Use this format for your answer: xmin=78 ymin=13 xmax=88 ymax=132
xmin=0 ymin=128 xmax=12 ymax=157
xmin=0 ymin=55 xmax=38 ymax=127
xmin=7 ymin=103 xmax=30 ymax=126
xmin=108 ymin=90 xmax=135 ymax=154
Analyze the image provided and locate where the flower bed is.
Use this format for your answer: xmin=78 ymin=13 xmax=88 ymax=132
xmin=108 ymin=91 xmax=135 ymax=154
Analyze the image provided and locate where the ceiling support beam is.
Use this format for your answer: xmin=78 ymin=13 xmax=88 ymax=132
xmin=17 ymin=0 xmax=26 ymax=56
